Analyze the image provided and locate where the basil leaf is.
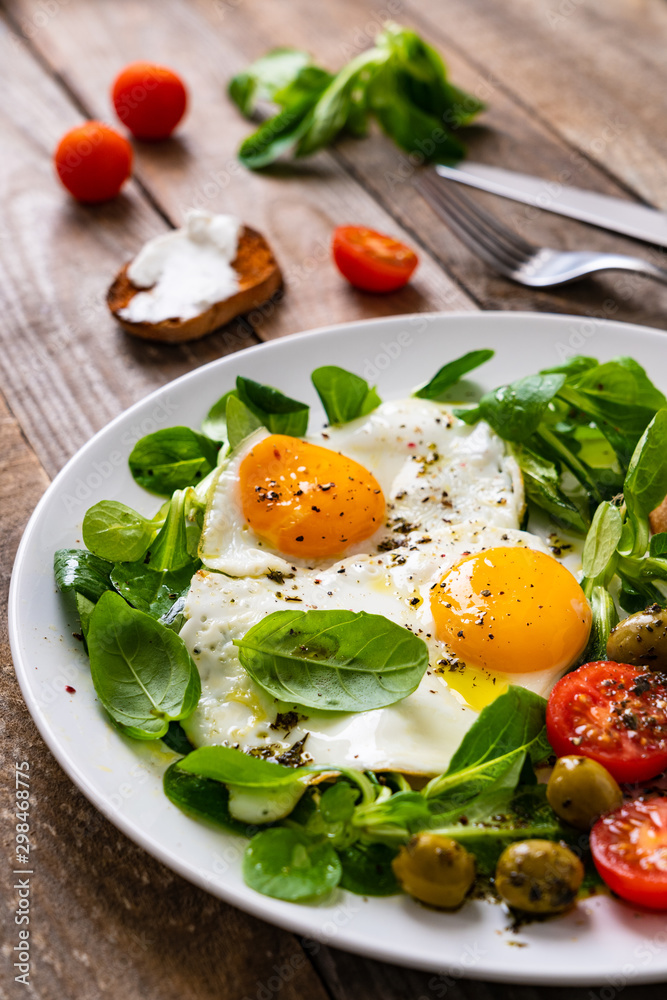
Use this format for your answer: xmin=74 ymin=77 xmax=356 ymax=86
xmin=275 ymin=65 xmax=335 ymax=110
xmin=243 ymin=827 xmax=341 ymax=901
xmin=624 ymin=410 xmax=667 ymax=519
xmin=226 ymin=394 xmax=264 ymax=451
xmin=147 ymin=489 xmax=203 ymax=572
xmin=87 ymin=592 xmax=201 ymax=740
xmin=413 ymin=349 xmax=494 ymax=400
xmin=163 ymin=761 xmax=247 ymax=835
xmin=513 ymin=446 xmax=588 ymax=534
xmin=650 ymin=533 xmax=667 ymax=558
xmin=236 ymin=376 xmax=309 ymax=437
xmin=234 ymin=609 xmax=430 ymax=712
xmin=311 ymin=366 xmax=381 ymax=425
xmin=338 ymin=842 xmax=400 ymax=896
xmin=201 ymin=389 xmax=236 ymax=442
xmin=229 ymin=48 xmax=312 ymax=117
xmin=177 ymin=744 xmax=313 ymax=787
xmin=582 ymin=501 xmax=623 ymax=582
xmin=54 ymin=548 xmax=113 ymax=604
xmin=477 ymin=373 xmax=566 ymax=443
xmin=110 ymin=559 xmax=198 ymax=618
xmin=128 ymin=428 xmax=219 ymax=497
xmin=82 ymin=500 xmax=155 ymax=563
xmin=423 ymin=687 xmax=550 ymax=802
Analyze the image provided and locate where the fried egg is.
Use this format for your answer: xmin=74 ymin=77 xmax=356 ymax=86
xmin=181 ymin=398 xmax=590 ymax=775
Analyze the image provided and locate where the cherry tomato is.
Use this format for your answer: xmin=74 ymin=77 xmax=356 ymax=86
xmin=54 ymin=122 xmax=132 ymax=203
xmin=591 ymin=796 xmax=667 ymax=909
xmin=112 ymin=62 xmax=187 ymax=140
xmin=332 ymin=225 xmax=418 ymax=293
xmin=546 ymin=661 xmax=667 ymax=783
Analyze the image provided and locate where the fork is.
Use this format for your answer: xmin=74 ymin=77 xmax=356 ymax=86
xmin=415 ymin=170 xmax=667 ymax=288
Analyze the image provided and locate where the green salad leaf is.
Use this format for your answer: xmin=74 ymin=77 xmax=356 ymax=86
xmin=177 ymin=745 xmax=313 ymax=787
xmin=469 ymin=373 xmax=566 ymax=444
xmin=414 ymin=349 xmax=494 ymax=401
xmin=234 ymin=609 xmax=430 ymax=712
xmin=338 ymin=842 xmax=400 ymax=896
xmin=54 ymin=548 xmax=113 ymax=604
xmin=243 ymin=828 xmax=342 ymax=901
xmin=226 ymin=394 xmax=264 ymax=450
xmin=147 ymin=488 xmax=203 ymax=572
xmin=311 ymin=366 xmax=381 ymax=425
xmin=87 ymin=592 xmax=201 ymax=739
xmin=236 ymin=377 xmax=309 ymax=437
xmin=128 ymin=427 xmax=219 ymax=496
xmin=82 ymin=500 xmax=156 ymax=563
xmin=230 ymin=23 xmax=484 ymax=169
xmin=110 ymin=559 xmax=198 ymax=618
xmin=163 ymin=760 xmax=247 ymax=835
xmin=423 ymin=688 xmax=550 ymax=803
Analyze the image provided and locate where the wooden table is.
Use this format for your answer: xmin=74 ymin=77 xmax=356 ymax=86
xmin=2 ymin=0 xmax=667 ymax=996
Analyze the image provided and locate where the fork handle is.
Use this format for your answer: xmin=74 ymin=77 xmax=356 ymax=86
xmin=595 ymin=254 xmax=667 ymax=284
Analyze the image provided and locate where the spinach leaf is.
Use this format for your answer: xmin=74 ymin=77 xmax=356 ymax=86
xmin=234 ymin=609 xmax=429 ymax=712
xmin=582 ymin=501 xmax=623 ymax=583
xmin=540 ymin=355 xmax=598 ymax=377
xmin=243 ymin=827 xmax=341 ymax=901
xmin=513 ymin=446 xmax=588 ymax=534
xmin=474 ymin=374 xmax=566 ymax=443
xmin=163 ymin=761 xmax=247 ymax=835
xmin=110 ymin=559 xmax=198 ymax=618
xmin=162 ymin=721 xmax=194 ymax=756
xmin=147 ymin=489 xmax=203 ymax=572
xmin=311 ymin=366 xmax=381 ymax=425
xmin=338 ymin=842 xmax=400 ymax=896
xmin=319 ymin=782 xmax=358 ymax=823
xmin=75 ymin=592 xmax=95 ymax=641
xmin=82 ymin=500 xmax=156 ymax=563
xmin=560 ymin=358 xmax=666 ymax=440
xmin=413 ymin=349 xmax=494 ymax=401
xmin=226 ymin=394 xmax=264 ymax=451
xmin=423 ymin=687 xmax=549 ymax=803
xmin=353 ymin=790 xmax=433 ymax=836
xmin=624 ymin=410 xmax=667 ymax=519
xmin=54 ymin=548 xmax=113 ymax=604
xmin=229 ymin=48 xmax=313 ymax=116
xmin=236 ymin=377 xmax=309 ymax=437
xmin=177 ymin=744 xmax=313 ymax=787
xmin=87 ymin=592 xmax=201 ymax=740
xmin=128 ymin=428 xmax=219 ymax=497
xmin=201 ymin=389 xmax=236 ymax=442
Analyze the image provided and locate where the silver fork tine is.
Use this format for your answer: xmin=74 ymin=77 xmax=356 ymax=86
xmin=436 ymin=181 xmax=535 ymax=257
xmin=415 ymin=173 xmax=521 ymax=272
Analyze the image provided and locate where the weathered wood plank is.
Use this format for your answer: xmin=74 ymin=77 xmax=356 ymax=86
xmin=0 ymin=18 xmax=258 ymax=479
xmin=184 ymin=0 xmax=667 ymax=330
xmin=0 ymin=394 xmax=331 ymax=1000
xmin=3 ymin=0 xmax=474 ymax=348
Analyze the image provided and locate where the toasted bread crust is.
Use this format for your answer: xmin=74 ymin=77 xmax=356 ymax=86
xmin=107 ymin=225 xmax=282 ymax=343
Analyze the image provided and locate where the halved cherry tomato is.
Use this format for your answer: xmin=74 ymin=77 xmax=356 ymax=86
xmin=332 ymin=225 xmax=418 ymax=293
xmin=591 ymin=796 xmax=667 ymax=909
xmin=112 ymin=62 xmax=187 ymax=140
xmin=54 ymin=122 xmax=132 ymax=203
xmin=546 ymin=661 xmax=667 ymax=783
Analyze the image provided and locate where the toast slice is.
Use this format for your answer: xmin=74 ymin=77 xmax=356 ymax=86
xmin=107 ymin=225 xmax=282 ymax=343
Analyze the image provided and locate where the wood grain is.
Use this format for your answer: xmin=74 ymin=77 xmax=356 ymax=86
xmin=2 ymin=0 xmax=474 ymax=345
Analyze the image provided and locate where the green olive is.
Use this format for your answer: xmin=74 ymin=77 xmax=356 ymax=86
xmin=495 ymin=840 xmax=584 ymax=914
xmin=392 ymin=833 xmax=475 ymax=909
xmin=546 ymin=755 xmax=623 ymax=829
xmin=606 ymin=604 xmax=667 ymax=669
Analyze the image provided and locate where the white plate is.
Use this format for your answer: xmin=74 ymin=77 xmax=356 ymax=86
xmin=10 ymin=312 xmax=667 ymax=986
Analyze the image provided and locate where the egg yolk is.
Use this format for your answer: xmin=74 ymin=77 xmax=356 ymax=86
xmin=431 ymin=547 xmax=591 ymax=675
xmin=239 ymin=434 xmax=385 ymax=559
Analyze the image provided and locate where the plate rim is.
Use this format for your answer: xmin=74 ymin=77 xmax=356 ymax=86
xmin=9 ymin=310 xmax=667 ymax=986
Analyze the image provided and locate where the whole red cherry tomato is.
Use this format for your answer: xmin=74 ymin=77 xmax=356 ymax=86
xmin=112 ymin=62 xmax=187 ymax=140
xmin=54 ymin=122 xmax=132 ymax=203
